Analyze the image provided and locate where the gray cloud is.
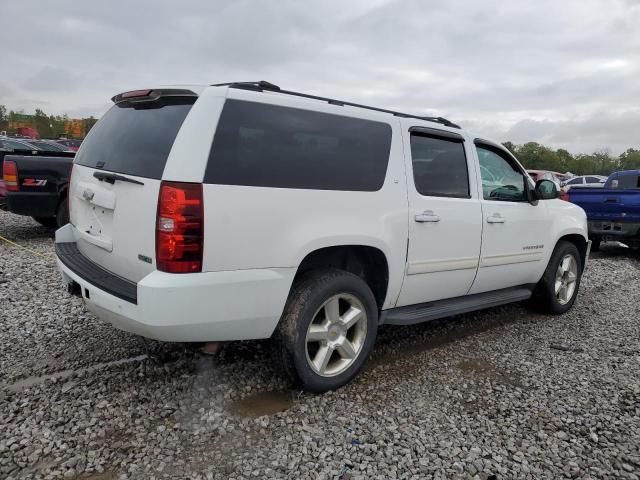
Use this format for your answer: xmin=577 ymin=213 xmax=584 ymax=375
xmin=0 ymin=0 xmax=638 ymax=153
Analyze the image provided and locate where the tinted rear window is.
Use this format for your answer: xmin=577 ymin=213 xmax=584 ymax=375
xmin=74 ymin=98 xmax=194 ymax=179
xmin=204 ymin=100 xmax=392 ymax=191
xmin=616 ymin=174 xmax=640 ymax=189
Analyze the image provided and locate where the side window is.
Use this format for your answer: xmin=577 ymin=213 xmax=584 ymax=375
xmin=409 ymin=134 xmax=469 ymax=198
xmin=205 ymin=100 xmax=392 ymax=191
xmin=476 ymin=145 xmax=527 ymax=201
xmin=567 ymin=177 xmax=583 ymax=185
xmin=586 ymin=176 xmax=600 ymax=183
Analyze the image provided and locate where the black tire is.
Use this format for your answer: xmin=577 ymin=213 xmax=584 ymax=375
xmin=531 ymin=241 xmax=582 ymax=314
xmin=275 ymin=269 xmax=378 ymax=393
xmin=56 ymin=198 xmax=69 ymax=228
xmin=590 ymin=237 xmax=601 ymax=252
xmin=32 ymin=216 xmax=57 ymax=228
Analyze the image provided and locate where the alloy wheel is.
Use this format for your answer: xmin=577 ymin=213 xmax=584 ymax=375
xmin=305 ymin=294 xmax=368 ymax=377
xmin=555 ymin=254 xmax=578 ymax=305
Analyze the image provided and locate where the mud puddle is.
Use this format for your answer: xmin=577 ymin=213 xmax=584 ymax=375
xmin=229 ymin=390 xmax=294 ymax=417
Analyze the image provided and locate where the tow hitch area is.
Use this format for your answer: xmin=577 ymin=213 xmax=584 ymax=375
xmin=67 ymin=280 xmax=82 ymax=298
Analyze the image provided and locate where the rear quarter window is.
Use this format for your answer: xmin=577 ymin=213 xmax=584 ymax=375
xmin=74 ymin=98 xmax=194 ymax=179
xmin=204 ymin=100 xmax=392 ymax=191
xmin=616 ymin=174 xmax=640 ymax=189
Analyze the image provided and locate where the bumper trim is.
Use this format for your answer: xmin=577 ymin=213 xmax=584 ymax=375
xmin=55 ymin=242 xmax=137 ymax=304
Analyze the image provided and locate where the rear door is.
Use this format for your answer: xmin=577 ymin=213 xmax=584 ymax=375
xmin=70 ymin=91 xmax=196 ymax=282
xmin=396 ymin=125 xmax=482 ymax=307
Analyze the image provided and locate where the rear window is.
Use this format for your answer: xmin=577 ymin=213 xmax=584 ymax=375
xmin=74 ymin=98 xmax=194 ymax=179
xmin=204 ymin=100 xmax=392 ymax=191
xmin=614 ymin=174 xmax=640 ymax=189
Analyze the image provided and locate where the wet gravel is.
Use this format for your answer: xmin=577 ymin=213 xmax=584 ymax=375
xmin=1 ymin=210 xmax=639 ymax=480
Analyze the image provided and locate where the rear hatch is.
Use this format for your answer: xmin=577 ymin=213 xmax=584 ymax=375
xmin=70 ymin=89 xmax=197 ymax=283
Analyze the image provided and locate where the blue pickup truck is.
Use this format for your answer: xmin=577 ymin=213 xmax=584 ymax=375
xmin=568 ymin=170 xmax=640 ymax=250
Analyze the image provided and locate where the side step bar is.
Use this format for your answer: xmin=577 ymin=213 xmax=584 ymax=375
xmin=381 ymin=286 xmax=533 ymax=326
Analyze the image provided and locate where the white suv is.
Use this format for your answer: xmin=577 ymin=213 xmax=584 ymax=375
xmin=55 ymin=81 xmax=590 ymax=392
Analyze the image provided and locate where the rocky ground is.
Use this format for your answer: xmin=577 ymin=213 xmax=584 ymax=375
xmin=1 ymin=210 xmax=639 ymax=480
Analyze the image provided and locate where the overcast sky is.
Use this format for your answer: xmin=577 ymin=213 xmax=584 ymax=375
xmin=2 ymin=0 xmax=639 ymax=154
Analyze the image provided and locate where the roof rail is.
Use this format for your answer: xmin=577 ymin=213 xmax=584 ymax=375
xmin=210 ymin=81 xmax=461 ymax=129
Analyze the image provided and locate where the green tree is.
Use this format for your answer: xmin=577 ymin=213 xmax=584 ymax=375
xmin=0 ymin=104 xmax=8 ymax=132
xmin=619 ymin=148 xmax=640 ymax=171
xmin=502 ymin=141 xmax=517 ymax=155
xmin=33 ymin=108 xmax=53 ymax=138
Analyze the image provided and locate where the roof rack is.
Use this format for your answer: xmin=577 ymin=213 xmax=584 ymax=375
xmin=210 ymin=81 xmax=461 ymax=129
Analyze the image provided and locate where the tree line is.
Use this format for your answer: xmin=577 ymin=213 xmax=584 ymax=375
xmin=502 ymin=141 xmax=640 ymax=176
xmin=1 ymin=104 xmax=638 ymax=174
xmin=0 ymin=105 xmax=98 ymax=139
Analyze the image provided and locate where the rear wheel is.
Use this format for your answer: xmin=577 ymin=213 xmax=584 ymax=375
xmin=531 ymin=241 xmax=582 ymax=314
xmin=276 ymin=269 xmax=378 ymax=392
xmin=590 ymin=236 xmax=601 ymax=252
xmin=56 ymin=198 xmax=69 ymax=228
xmin=32 ymin=216 xmax=57 ymax=228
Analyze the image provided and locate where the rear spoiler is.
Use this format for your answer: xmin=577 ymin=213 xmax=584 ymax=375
xmin=111 ymin=89 xmax=198 ymax=105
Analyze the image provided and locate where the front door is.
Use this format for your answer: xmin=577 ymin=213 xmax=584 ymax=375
xmin=396 ymin=125 xmax=482 ymax=307
xmin=469 ymin=141 xmax=549 ymax=294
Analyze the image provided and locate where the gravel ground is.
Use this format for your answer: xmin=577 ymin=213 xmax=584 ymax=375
xmin=1 ymin=209 xmax=639 ymax=480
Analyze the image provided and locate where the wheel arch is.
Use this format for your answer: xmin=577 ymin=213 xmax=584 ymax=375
xmin=556 ymin=233 xmax=588 ymax=271
xmin=293 ymin=245 xmax=390 ymax=310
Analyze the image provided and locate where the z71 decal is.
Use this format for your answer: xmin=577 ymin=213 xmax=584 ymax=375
xmin=22 ymin=179 xmax=47 ymax=187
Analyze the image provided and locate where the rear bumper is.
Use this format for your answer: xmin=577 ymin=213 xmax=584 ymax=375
xmin=588 ymin=220 xmax=640 ymax=237
xmin=54 ymin=224 xmax=296 ymax=342
xmin=6 ymin=191 xmax=59 ymax=217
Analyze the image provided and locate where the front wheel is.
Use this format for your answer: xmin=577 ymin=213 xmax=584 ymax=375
xmin=531 ymin=241 xmax=582 ymax=314
xmin=276 ymin=269 xmax=378 ymax=393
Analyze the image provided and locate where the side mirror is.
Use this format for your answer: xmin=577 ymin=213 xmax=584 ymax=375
xmin=535 ymin=179 xmax=559 ymax=200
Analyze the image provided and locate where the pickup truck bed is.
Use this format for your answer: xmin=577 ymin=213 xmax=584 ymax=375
xmin=568 ymin=170 xmax=640 ymax=248
xmin=3 ymin=152 xmax=75 ymax=227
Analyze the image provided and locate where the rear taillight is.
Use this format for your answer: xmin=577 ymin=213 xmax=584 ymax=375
xmin=3 ymin=160 xmax=18 ymax=191
xmin=156 ymin=181 xmax=204 ymax=273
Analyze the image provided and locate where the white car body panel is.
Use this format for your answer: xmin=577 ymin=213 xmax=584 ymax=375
xmin=56 ymin=84 xmax=589 ymax=342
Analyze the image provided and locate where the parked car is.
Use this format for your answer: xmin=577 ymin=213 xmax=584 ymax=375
xmin=555 ymin=172 xmax=573 ymax=184
xmin=2 ymin=150 xmax=75 ymax=227
xmin=562 ymin=175 xmax=607 ymax=190
xmin=26 ymin=139 xmax=74 ymax=152
xmin=55 ymin=139 xmax=82 ymax=152
xmin=567 ymin=170 xmax=640 ymax=250
xmin=54 ymin=82 xmax=590 ymax=392
xmin=527 ymin=170 xmax=562 ymax=187
xmin=0 ymin=136 xmax=40 ymax=151
xmin=1 ymin=137 xmax=41 ymax=208
xmin=0 ymin=176 xmax=6 ymax=209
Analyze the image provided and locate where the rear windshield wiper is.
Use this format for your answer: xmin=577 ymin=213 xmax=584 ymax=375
xmin=93 ymin=171 xmax=144 ymax=186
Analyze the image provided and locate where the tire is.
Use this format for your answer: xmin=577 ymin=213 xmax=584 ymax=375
xmin=275 ymin=269 xmax=378 ymax=393
xmin=590 ymin=237 xmax=601 ymax=252
xmin=531 ymin=241 xmax=582 ymax=314
xmin=32 ymin=216 xmax=57 ymax=228
xmin=56 ymin=198 xmax=69 ymax=228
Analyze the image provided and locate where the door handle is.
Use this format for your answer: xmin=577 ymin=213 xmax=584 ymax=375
xmin=487 ymin=213 xmax=505 ymax=224
xmin=415 ymin=210 xmax=440 ymax=223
